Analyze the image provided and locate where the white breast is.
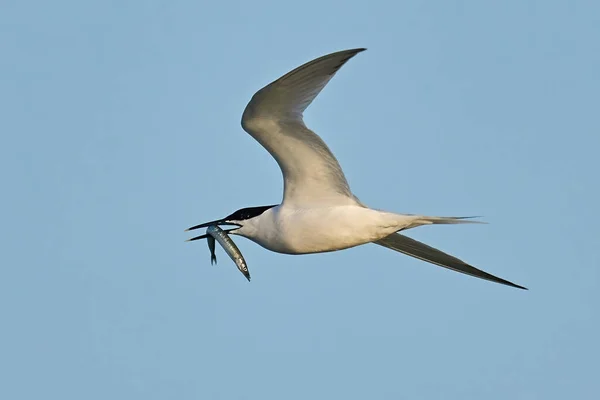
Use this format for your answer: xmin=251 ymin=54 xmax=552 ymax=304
xmin=237 ymin=205 xmax=416 ymax=254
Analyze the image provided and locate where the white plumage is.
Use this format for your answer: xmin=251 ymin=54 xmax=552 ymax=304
xmin=187 ymin=48 xmax=526 ymax=289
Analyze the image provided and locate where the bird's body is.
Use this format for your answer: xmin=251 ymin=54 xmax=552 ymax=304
xmin=236 ymin=204 xmax=416 ymax=254
xmin=187 ymin=48 xmax=527 ymax=289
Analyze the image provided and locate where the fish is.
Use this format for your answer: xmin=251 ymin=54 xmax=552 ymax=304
xmin=206 ymin=225 xmax=251 ymax=281
xmin=207 ymin=235 xmax=217 ymax=265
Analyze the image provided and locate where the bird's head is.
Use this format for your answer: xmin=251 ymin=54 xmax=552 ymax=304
xmin=185 ymin=205 xmax=276 ymax=241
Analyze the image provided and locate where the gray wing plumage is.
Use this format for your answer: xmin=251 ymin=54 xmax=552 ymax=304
xmin=375 ymin=233 xmax=527 ymax=290
xmin=241 ymin=49 xmax=366 ymax=206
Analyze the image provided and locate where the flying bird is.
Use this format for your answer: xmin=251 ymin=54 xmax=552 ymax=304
xmin=187 ymin=48 xmax=526 ymax=289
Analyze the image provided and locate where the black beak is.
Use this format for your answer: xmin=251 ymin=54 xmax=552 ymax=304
xmin=185 ymin=219 xmax=241 ymax=232
xmin=185 ymin=228 xmax=236 ymax=242
xmin=185 ymin=218 xmax=239 ymax=242
xmin=186 ymin=219 xmax=225 ymax=232
xmin=186 ymin=233 xmax=210 ymax=241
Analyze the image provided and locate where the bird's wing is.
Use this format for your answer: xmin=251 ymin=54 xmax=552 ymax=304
xmin=374 ymin=233 xmax=527 ymax=289
xmin=241 ymin=48 xmax=366 ymax=206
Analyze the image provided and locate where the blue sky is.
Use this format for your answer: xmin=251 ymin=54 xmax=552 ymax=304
xmin=1 ymin=0 xmax=599 ymax=398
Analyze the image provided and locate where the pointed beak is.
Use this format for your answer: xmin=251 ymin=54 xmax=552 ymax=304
xmin=185 ymin=218 xmax=239 ymax=242
xmin=185 ymin=227 xmax=237 ymax=242
xmin=186 ymin=233 xmax=210 ymax=242
xmin=185 ymin=218 xmax=229 ymax=232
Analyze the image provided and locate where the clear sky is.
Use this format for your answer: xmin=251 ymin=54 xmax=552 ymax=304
xmin=1 ymin=1 xmax=599 ymax=399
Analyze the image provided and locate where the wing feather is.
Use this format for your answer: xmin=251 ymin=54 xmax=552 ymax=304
xmin=375 ymin=233 xmax=527 ymax=289
xmin=241 ymin=49 xmax=366 ymax=206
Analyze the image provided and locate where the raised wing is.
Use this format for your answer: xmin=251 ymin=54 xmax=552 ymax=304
xmin=375 ymin=233 xmax=527 ymax=289
xmin=241 ymin=48 xmax=366 ymax=206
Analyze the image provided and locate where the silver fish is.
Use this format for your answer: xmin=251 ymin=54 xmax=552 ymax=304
xmin=207 ymin=235 xmax=217 ymax=265
xmin=206 ymin=225 xmax=250 ymax=281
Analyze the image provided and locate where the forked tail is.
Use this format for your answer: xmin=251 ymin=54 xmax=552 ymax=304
xmin=415 ymin=215 xmax=485 ymax=226
xmin=393 ymin=214 xmax=485 ymax=232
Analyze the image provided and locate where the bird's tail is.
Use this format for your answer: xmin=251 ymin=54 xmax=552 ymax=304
xmin=392 ymin=214 xmax=485 ymax=232
xmin=414 ymin=215 xmax=485 ymax=226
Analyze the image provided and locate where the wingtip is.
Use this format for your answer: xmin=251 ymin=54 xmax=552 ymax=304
xmin=498 ymin=278 xmax=528 ymax=290
xmin=495 ymin=273 xmax=527 ymax=290
xmin=514 ymin=283 xmax=528 ymax=290
xmin=348 ymin=48 xmax=367 ymax=56
xmin=478 ymin=272 xmax=528 ymax=290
